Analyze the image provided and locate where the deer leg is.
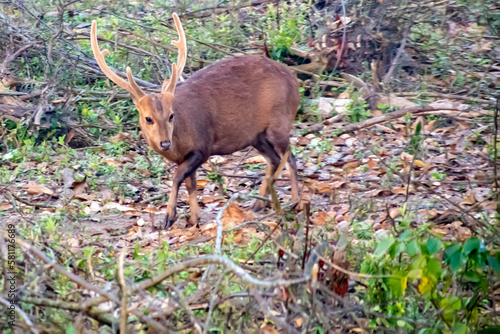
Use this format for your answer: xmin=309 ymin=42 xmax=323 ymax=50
xmin=164 ymin=151 xmax=205 ymax=229
xmin=251 ymin=134 xmax=281 ymax=212
xmin=184 ymin=172 xmax=200 ymax=226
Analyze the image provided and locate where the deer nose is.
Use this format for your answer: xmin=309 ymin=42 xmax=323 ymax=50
xmin=160 ymin=140 xmax=171 ymax=151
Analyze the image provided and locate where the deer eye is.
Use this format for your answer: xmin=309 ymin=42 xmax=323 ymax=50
xmin=145 ymin=117 xmax=154 ymax=125
xmin=169 ymin=114 xmax=174 ymax=123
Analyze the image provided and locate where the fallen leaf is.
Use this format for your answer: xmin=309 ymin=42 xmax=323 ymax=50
xmin=313 ymin=181 xmax=332 ymax=194
xmin=0 ymin=203 xmax=13 ymax=211
xmin=197 ymin=179 xmax=211 ymax=189
xmin=311 ymin=211 xmax=333 ymax=225
xmin=111 ymin=132 xmax=132 ymax=143
xmin=245 ymin=155 xmax=267 ymax=164
xmin=342 ymin=161 xmax=359 ymax=171
xmin=221 ymin=202 xmax=254 ymax=229
xmin=103 ymin=202 xmax=136 ymax=212
xmin=460 ymin=191 xmax=477 ymax=205
xmin=24 ymin=182 xmax=56 ymax=197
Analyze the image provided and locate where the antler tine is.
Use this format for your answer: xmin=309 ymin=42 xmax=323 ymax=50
xmin=90 ymin=21 xmax=146 ymax=100
xmin=163 ymin=13 xmax=187 ymax=95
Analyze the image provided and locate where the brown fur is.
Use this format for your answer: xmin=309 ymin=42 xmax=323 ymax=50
xmin=133 ymin=55 xmax=300 ymax=228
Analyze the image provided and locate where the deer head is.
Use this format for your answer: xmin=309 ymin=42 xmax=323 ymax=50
xmin=90 ymin=14 xmax=186 ymax=153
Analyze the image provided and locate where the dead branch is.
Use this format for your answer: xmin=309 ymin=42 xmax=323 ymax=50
xmin=15 ymin=238 xmax=169 ymax=332
xmin=395 ymin=92 xmax=496 ymax=106
xmin=340 ymin=103 xmax=467 ymax=132
xmin=0 ymin=296 xmax=39 ymax=334
xmin=0 ymin=42 xmax=38 ymax=76
xmin=383 ymin=23 xmax=410 ymax=84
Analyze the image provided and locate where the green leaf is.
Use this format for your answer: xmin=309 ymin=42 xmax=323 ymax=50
xmin=464 ymin=270 xmax=480 ymax=283
xmin=487 ymin=254 xmax=500 ymax=275
xmin=387 ymin=270 xmax=408 ymax=297
xmin=406 ymin=240 xmax=419 ymax=257
xmin=444 ymin=244 xmax=463 ymax=274
xmin=66 ymin=326 xmax=75 ymax=334
xmin=427 ymin=257 xmax=442 ymax=281
xmin=375 ymin=236 xmax=395 ymax=258
xmin=463 ymin=237 xmax=480 ymax=255
xmin=390 ymin=241 xmax=405 ymax=258
xmin=451 ymin=323 xmax=467 ymax=334
xmin=427 ymin=238 xmax=442 ymax=255
xmin=399 ymin=230 xmax=412 ymax=241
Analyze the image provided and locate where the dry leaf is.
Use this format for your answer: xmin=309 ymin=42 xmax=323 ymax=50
xmin=0 ymin=203 xmax=13 ymax=211
xmin=311 ymin=211 xmax=333 ymax=226
xmin=342 ymin=161 xmax=359 ymax=171
xmin=314 ymin=181 xmax=332 ymax=194
xmin=245 ymin=155 xmax=267 ymax=164
xmin=460 ymin=191 xmax=477 ymax=205
xmin=221 ymin=202 xmax=254 ymax=229
xmin=25 ymin=182 xmax=56 ymax=197
xmin=103 ymin=202 xmax=136 ymax=212
xmin=197 ymin=179 xmax=211 ymax=189
xmin=111 ymin=132 xmax=132 ymax=143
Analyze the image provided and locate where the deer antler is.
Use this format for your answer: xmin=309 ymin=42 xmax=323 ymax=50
xmin=90 ymin=21 xmax=146 ymax=101
xmin=162 ymin=13 xmax=186 ymax=96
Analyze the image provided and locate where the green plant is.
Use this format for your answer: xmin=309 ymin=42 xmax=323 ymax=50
xmin=361 ymin=223 xmax=500 ymax=333
xmin=345 ymin=86 xmax=369 ymax=123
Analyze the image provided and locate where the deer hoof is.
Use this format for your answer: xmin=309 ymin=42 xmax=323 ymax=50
xmin=164 ymin=214 xmax=176 ymax=229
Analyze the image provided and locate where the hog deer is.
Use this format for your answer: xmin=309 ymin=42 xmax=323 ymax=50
xmin=90 ymin=13 xmax=300 ymax=228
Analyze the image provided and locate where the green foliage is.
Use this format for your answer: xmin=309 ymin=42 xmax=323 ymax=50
xmin=345 ymin=86 xmax=369 ymax=123
xmin=360 ymin=219 xmax=500 ymax=332
xmin=265 ymin=3 xmax=307 ymax=61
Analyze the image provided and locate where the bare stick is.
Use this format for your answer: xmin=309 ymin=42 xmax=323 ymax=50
xmin=0 ymin=295 xmax=39 ymax=334
xmin=383 ymin=23 xmax=410 ymax=84
xmin=249 ymin=286 xmax=300 ymax=334
xmin=341 ymin=104 xmax=465 ymax=132
xmin=215 ymin=194 xmax=239 ymax=255
xmin=118 ymin=249 xmax=127 ymax=334
xmin=15 ymin=238 xmax=168 ymax=332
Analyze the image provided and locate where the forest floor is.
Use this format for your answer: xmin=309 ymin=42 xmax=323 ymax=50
xmin=2 ymin=97 xmax=495 ymax=255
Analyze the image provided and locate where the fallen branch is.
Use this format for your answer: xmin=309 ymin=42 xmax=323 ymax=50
xmin=15 ymin=238 xmax=168 ymax=332
xmin=395 ymin=92 xmax=496 ymax=106
xmin=340 ymin=103 xmax=466 ymax=132
xmin=383 ymin=23 xmax=410 ymax=84
xmin=0 ymin=295 xmax=39 ymax=334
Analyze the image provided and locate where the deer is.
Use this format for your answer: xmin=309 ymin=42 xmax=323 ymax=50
xmin=90 ymin=13 xmax=300 ymax=229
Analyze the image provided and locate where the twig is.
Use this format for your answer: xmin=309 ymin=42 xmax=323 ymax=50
xmin=340 ymin=104 xmax=466 ymax=132
xmin=302 ymin=202 xmax=311 ymax=270
xmin=19 ymin=296 xmax=115 ymax=326
xmin=383 ymin=23 xmax=410 ymax=84
xmin=7 ymin=191 xmax=57 ymax=209
xmin=215 ymin=194 xmax=239 ymax=255
xmin=118 ymin=249 xmax=127 ymax=334
xmin=0 ymin=295 xmax=39 ymax=334
xmin=0 ymin=42 xmax=38 ymax=76
xmin=396 ymin=92 xmax=496 ymax=106
xmin=202 ymin=273 xmax=225 ymax=334
xmin=333 ymin=0 xmax=347 ymax=72
xmin=250 ymin=286 xmax=300 ymax=334
xmin=494 ymin=99 xmax=500 ymax=215
xmin=15 ymin=238 xmax=168 ymax=332
xmin=167 ymin=284 xmax=203 ymax=333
